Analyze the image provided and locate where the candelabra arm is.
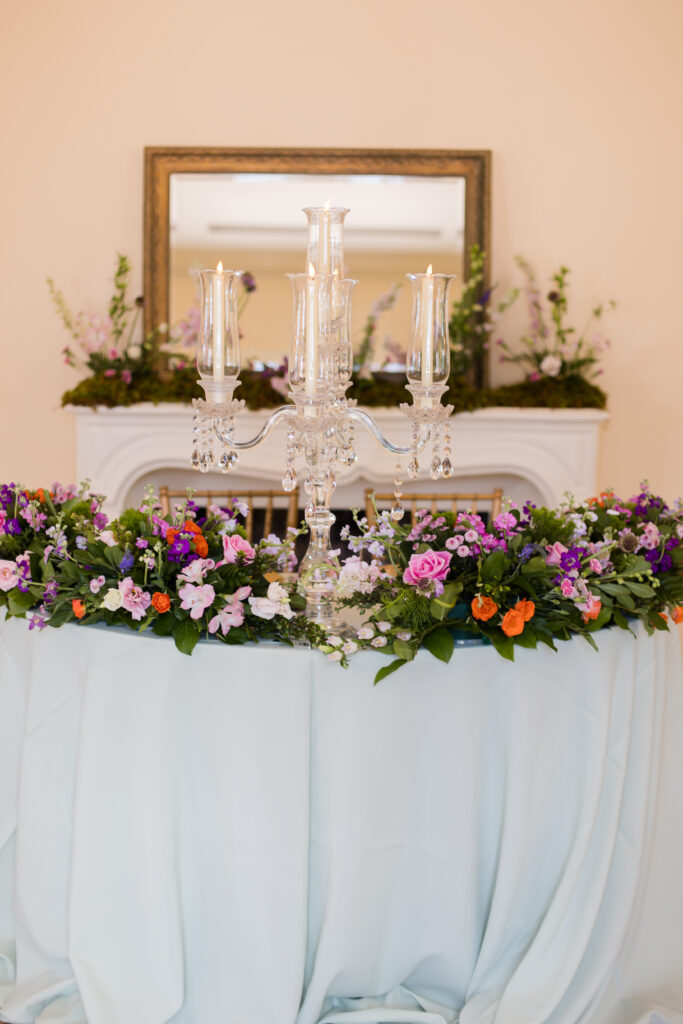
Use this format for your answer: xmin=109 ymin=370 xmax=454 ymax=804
xmin=345 ymin=407 xmax=431 ymax=456
xmin=213 ymin=404 xmax=297 ymax=451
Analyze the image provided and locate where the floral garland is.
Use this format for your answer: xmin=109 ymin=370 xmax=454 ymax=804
xmin=0 ymin=482 xmax=325 ymax=655
xmin=2 ymin=482 xmax=680 ymax=679
xmin=334 ymin=486 xmax=683 ymax=682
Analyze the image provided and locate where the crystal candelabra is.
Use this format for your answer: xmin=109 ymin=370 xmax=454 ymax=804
xmin=191 ymin=206 xmax=455 ymax=627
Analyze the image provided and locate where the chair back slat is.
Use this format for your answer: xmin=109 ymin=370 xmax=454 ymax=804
xmin=365 ymin=488 xmax=503 ymax=525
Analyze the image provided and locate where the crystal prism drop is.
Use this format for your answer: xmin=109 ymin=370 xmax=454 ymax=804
xmin=390 ymin=502 xmax=405 ymax=522
xmin=218 ymin=451 xmax=230 ymax=472
xmin=227 ymin=450 xmax=239 ymax=470
xmin=339 ymin=445 xmax=358 ymax=466
xmin=303 ymin=474 xmax=313 ymax=496
xmin=282 ymin=467 xmax=297 ymax=492
xmin=191 ymin=448 xmax=200 ymax=469
xmin=441 ymin=457 xmax=453 ymax=478
xmin=408 ymin=457 xmax=419 ymax=479
xmin=430 ymin=457 xmax=442 ymax=480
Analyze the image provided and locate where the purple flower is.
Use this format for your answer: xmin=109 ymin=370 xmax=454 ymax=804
xmin=121 ymin=369 xmax=132 ymax=384
xmin=75 ymin=535 xmax=88 ymax=549
xmin=119 ymin=552 xmax=135 ymax=572
xmin=135 ymin=537 xmax=149 ymax=549
xmin=93 ymin=512 xmax=109 ymax=531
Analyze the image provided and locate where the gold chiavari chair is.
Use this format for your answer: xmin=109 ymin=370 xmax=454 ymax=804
xmin=364 ymin=488 xmax=504 ymax=526
xmin=158 ymin=486 xmax=300 ymax=543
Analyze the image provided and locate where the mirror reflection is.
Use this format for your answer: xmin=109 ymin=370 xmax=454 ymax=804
xmin=169 ymin=172 xmax=466 ymax=367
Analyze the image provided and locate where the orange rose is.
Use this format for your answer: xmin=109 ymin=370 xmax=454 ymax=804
xmin=151 ymin=592 xmax=171 ymax=614
xmin=501 ymin=608 xmax=525 ymax=637
xmin=193 ymin=535 xmax=209 ymax=558
xmin=72 ymin=599 xmax=86 ymax=620
xmin=671 ymin=606 xmax=683 ymax=624
xmin=471 ymin=595 xmax=498 ymax=621
xmin=166 ymin=528 xmax=179 ymax=545
xmin=514 ymin=598 xmax=535 ymax=621
xmin=183 ymin=520 xmax=202 ymax=535
xmin=582 ymin=600 xmax=602 ymax=623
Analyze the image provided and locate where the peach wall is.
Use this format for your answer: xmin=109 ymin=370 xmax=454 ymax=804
xmin=1 ymin=0 xmax=681 ymax=501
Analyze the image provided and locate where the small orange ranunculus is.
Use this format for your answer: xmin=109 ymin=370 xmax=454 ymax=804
xmin=671 ymin=606 xmax=683 ymax=624
xmin=151 ymin=592 xmax=171 ymax=614
xmin=471 ymin=595 xmax=498 ymax=621
xmin=582 ymin=600 xmax=602 ymax=624
xmin=166 ymin=528 xmax=179 ymax=545
xmin=514 ymin=598 xmax=535 ymax=621
xmin=72 ymin=599 xmax=86 ymax=620
xmin=501 ymin=608 xmax=525 ymax=637
xmin=193 ymin=535 xmax=209 ymax=558
xmin=183 ymin=520 xmax=202 ymax=535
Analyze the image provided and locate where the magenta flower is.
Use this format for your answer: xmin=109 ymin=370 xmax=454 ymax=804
xmin=560 ymin=578 xmax=577 ymax=598
xmin=118 ymin=577 xmax=152 ymax=620
xmin=179 ymin=582 xmax=216 ymax=619
xmin=403 ymin=549 xmax=452 ymax=589
xmin=220 ymin=533 xmax=256 ymax=565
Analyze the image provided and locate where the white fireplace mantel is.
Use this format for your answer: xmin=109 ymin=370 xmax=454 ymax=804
xmin=69 ymin=403 xmax=609 ymax=516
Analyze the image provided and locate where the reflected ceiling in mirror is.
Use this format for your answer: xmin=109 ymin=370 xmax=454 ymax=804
xmin=169 ymin=172 xmax=466 ymax=364
xmin=145 ymin=148 xmax=490 ymax=374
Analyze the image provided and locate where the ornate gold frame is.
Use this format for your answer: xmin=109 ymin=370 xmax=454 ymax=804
xmin=143 ymin=146 xmax=491 ymax=374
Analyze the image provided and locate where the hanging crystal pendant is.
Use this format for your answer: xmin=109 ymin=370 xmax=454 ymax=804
xmin=226 ymin=450 xmax=239 ymax=470
xmin=441 ymin=457 xmax=453 ymax=478
xmin=430 ymin=456 xmax=442 ymax=480
xmin=191 ymin=448 xmax=200 ymax=469
xmin=338 ymin=445 xmax=357 ymax=466
xmin=408 ymin=457 xmax=419 ymax=479
xmin=282 ymin=467 xmax=297 ymax=492
xmin=390 ymin=501 xmax=405 ymax=521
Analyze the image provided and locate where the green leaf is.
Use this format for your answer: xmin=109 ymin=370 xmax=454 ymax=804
xmin=152 ymin=614 xmax=175 ymax=637
xmin=423 ymin=627 xmax=454 ymax=664
xmin=392 ymin=639 xmax=416 ymax=662
xmin=8 ymin=589 xmax=37 ymax=615
xmin=521 ymin=556 xmax=547 ymax=575
xmin=650 ymin=612 xmax=670 ymax=632
xmin=514 ymin=628 xmax=538 ymax=649
xmin=587 ymin=607 xmax=612 ymax=631
xmin=173 ymin=619 xmax=200 ymax=655
xmin=490 ymin=634 xmax=515 ymax=661
xmin=624 ymin=581 xmax=655 ymax=599
xmin=374 ymin=658 xmax=407 ymax=685
xmin=481 ymin=549 xmax=507 ymax=583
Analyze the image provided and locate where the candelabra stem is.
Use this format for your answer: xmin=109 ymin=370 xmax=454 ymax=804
xmin=345 ymin=407 xmax=431 ymax=455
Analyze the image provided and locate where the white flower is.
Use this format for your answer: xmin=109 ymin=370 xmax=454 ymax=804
xmin=99 ymin=530 xmax=117 ymax=547
xmin=540 ymin=354 xmax=562 ymax=377
xmin=342 ymin=640 xmax=358 ymax=655
xmin=327 ymin=650 xmax=343 ymax=662
xmin=326 ymin=635 xmax=344 ymax=647
xmin=371 ymin=636 xmax=388 ymax=648
xmin=248 ymin=594 xmax=295 ymax=620
xmin=266 ymin=581 xmax=289 ymax=603
xmin=357 ymin=626 xmax=375 ymax=640
xmin=376 ymin=621 xmax=392 ymax=633
xmin=101 ymin=588 xmax=122 ymax=611
xmin=126 ymin=344 xmax=142 ymax=359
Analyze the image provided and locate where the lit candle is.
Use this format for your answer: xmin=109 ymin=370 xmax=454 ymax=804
xmin=213 ymin=261 xmax=224 ymax=382
xmin=318 ymin=200 xmax=331 ymax=273
xmin=305 ymin=263 xmax=317 ymax=396
xmin=421 ymin=264 xmax=434 ymax=384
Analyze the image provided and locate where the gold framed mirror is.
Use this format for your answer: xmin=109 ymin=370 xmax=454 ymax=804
xmin=144 ymin=147 xmax=490 ymax=379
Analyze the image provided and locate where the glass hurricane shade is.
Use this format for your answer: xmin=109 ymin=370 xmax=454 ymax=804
xmin=287 ymin=273 xmax=333 ymax=396
xmin=406 ymin=272 xmax=455 ymax=386
xmin=303 ymin=206 xmax=349 ymax=276
xmin=194 ymin=267 xmax=241 ymax=382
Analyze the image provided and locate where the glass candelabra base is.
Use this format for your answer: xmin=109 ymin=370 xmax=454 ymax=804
xmin=297 ymin=509 xmax=341 ymax=629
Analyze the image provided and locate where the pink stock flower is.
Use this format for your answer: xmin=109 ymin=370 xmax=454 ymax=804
xmin=118 ymin=577 xmax=152 ymax=621
xmin=208 ymin=586 xmax=251 ymax=635
xmin=89 ymin=575 xmax=106 ymax=594
xmin=560 ymin=578 xmax=577 ymax=598
xmin=0 ymin=559 xmax=19 ymax=592
xmin=403 ymin=549 xmax=452 ymax=587
xmin=589 ymin=558 xmax=604 ymax=574
xmin=545 ymin=542 xmax=569 ymax=567
xmin=179 ymin=583 xmax=216 ymax=619
xmin=640 ymin=522 xmax=660 ymax=550
xmin=179 ymin=558 xmax=216 ymax=584
xmin=221 ymin=533 xmax=256 ymax=565
xmin=0 ymin=509 xmax=6 ymax=533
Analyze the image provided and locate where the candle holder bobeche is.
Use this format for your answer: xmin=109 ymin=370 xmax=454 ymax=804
xmin=191 ymin=205 xmax=455 ymax=628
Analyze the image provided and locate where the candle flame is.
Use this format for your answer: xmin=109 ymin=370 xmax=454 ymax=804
xmin=308 ymin=262 xmax=316 ymax=278
xmin=216 ymin=260 xmax=223 ymax=273
xmin=324 ymin=199 xmax=331 ymax=211
xmin=426 ymin=264 xmax=433 ymax=276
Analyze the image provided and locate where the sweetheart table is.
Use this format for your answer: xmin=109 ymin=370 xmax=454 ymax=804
xmin=0 ymin=615 xmax=681 ymax=1024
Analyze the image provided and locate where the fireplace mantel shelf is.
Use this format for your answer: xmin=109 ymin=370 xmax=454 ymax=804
xmin=68 ymin=403 xmax=609 ymax=515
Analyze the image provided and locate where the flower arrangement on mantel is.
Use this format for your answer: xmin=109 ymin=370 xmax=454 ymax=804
xmin=1 ymin=481 xmax=681 ymax=680
xmin=54 ymin=252 xmax=609 ymax=414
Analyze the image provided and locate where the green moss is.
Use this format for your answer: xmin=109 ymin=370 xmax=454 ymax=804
xmin=62 ymin=370 xmax=607 ymax=413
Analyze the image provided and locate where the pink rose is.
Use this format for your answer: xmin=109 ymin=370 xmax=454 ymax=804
xmin=545 ymin=542 xmax=568 ymax=567
xmin=221 ymin=533 xmax=255 ymax=565
xmin=403 ymin=549 xmax=452 ymax=587
xmin=0 ymin=559 xmax=18 ymax=592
